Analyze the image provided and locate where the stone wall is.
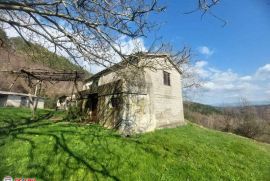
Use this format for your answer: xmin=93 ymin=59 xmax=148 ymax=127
xmin=145 ymin=57 xmax=185 ymax=129
xmin=82 ymin=56 xmax=185 ymax=134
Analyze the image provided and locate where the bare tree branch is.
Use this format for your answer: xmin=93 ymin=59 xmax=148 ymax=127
xmin=0 ymin=0 xmax=164 ymax=68
xmin=185 ymin=0 xmax=227 ymax=27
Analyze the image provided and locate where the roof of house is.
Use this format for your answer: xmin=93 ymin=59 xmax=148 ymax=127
xmin=84 ymin=53 xmax=181 ymax=82
xmin=0 ymin=90 xmax=44 ymax=98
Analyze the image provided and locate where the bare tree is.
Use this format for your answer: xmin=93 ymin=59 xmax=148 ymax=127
xmin=185 ymin=0 xmax=227 ymax=26
xmin=151 ymin=44 xmax=201 ymax=100
xmin=0 ymin=0 xmax=164 ymax=67
xmin=0 ymin=0 xmax=209 ymax=106
xmin=143 ymin=41 xmax=201 ymax=90
xmin=170 ymin=47 xmax=201 ymax=90
xmin=0 ymin=0 xmax=225 ymax=67
xmin=235 ymin=97 xmax=263 ymax=138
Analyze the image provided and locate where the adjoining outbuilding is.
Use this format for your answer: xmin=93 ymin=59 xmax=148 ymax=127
xmin=56 ymin=95 xmax=77 ymax=110
xmin=0 ymin=90 xmax=44 ymax=109
xmin=80 ymin=53 xmax=185 ymax=134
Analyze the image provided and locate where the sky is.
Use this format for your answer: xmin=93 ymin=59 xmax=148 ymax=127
xmin=143 ymin=0 xmax=270 ymax=105
xmin=4 ymin=0 xmax=270 ymax=106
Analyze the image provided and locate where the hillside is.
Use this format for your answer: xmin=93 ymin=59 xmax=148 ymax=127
xmin=0 ymin=107 xmax=269 ymax=180
xmin=228 ymin=104 xmax=270 ymax=123
xmin=184 ymin=102 xmax=270 ymax=143
xmin=0 ymin=30 xmax=89 ymax=98
xmin=184 ymin=101 xmax=222 ymax=115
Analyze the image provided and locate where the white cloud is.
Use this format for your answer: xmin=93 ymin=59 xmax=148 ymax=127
xmin=5 ymin=27 xmax=19 ymax=38
xmin=188 ymin=62 xmax=270 ymax=105
xmin=195 ymin=60 xmax=208 ymax=67
xmin=193 ymin=61 xmax=210 ymax=78
xmin=198 ymin=46 xmax=214 ymax=56
xmin=89 ymin=36 xmax=146 ymax=73
xmin=240 ymin=76 xmax=252 ymax=81
xmin=258 ymin=64 xmax=270 ymax=72
xmin=116 ymin=36 xmax=146 ymax=54
xmin=255 ymin=64 xmax=270 ymax=80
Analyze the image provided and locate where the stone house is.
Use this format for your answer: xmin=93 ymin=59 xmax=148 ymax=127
xmin=0 ymin=90 xmax=44 ymax=109
xmin=80 ymin=53 xmax=185 ymax=134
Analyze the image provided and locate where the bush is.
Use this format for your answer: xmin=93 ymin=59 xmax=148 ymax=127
xmin=44 ymin=97 xmax=57 ymax=109
xmin=65 ymin=100 xmax=88 ymax=122
xmin=235 ymin=118 xmax=265 ymax=138
xmin=66 ymin=105 xmax=81 ymax=121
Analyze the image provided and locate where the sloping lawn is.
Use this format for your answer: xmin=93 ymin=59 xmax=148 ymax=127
xmin=0 ymin=108 xmax=269 ymax=180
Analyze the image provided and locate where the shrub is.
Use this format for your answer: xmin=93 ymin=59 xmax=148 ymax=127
xmin=44 ymin=97 xmax=57 ymax=109
xmin=65 ymin=100 xmax=88 ymax=122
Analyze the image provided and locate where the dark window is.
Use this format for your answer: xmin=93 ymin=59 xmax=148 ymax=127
xmin=111 ymin=96 xmax=122 ymax=108
xmin=163 ymin=71 xmax=171 ymax=86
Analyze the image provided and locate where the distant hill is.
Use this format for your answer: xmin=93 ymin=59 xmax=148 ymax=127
xmin=184 ymin=101 xmax=222 ymax=115
xmin=0 ymin=29 xmax=91 ymax=98
xmin=184 ymin=101 xmax=270 ymax=143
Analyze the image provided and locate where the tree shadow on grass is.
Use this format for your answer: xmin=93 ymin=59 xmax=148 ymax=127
xmin=0 ymin=109 xmax=172 ymax=181
xmin=0 ymin=110 xmax=127 ymax=180
xmin=0 ymin=111 xmax=54 ymax=134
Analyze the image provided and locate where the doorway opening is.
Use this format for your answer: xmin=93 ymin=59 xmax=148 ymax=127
xmin=86 ymin=93 xmax=98 ymax=122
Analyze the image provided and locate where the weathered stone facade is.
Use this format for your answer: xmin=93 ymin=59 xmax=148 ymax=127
xmin=81 ymin=54 xmax=185 ymax=134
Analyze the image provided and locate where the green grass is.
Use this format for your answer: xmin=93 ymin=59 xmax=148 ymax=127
xmin=0 ymin=108 xmax=269 ymax=180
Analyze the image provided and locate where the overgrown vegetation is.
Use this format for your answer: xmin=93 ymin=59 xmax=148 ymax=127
xmin=65 ymin=102 xmax=87 ymax=122
xmin=184 ymin=101 xmax=270 ymax=143
xmin=44 ymin=97 xmax=57 ymax=109
xmin=0 ymin=107 xmax=270 ymax=180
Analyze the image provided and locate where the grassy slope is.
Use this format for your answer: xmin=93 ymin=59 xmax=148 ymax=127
xmin=0 ymin=108 xmax=269 ymax=180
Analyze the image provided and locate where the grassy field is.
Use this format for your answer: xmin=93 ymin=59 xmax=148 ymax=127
xmin=0 ymin=108 xmax=269 ymax=180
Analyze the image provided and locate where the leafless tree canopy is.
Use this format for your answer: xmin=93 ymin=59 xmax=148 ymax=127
xmin=0 ymin=0 xmax=221 ymax=94
xmin=186 ymin=0 xmax=226 ymax=26
xmin=0 ymin=0 xmax=164 ymax=67
xmin=152 ymin=44 xmax=200 ymax=90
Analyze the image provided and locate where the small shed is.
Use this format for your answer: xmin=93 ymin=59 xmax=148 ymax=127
xmin=0 ymin=91 xmax=44 ymax=109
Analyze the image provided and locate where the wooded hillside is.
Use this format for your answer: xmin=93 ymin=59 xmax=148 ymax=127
xmin=0 ymin=29 xmax=89 ymax=98
xmin=184 ymin=102 xmax=270 ymax=143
